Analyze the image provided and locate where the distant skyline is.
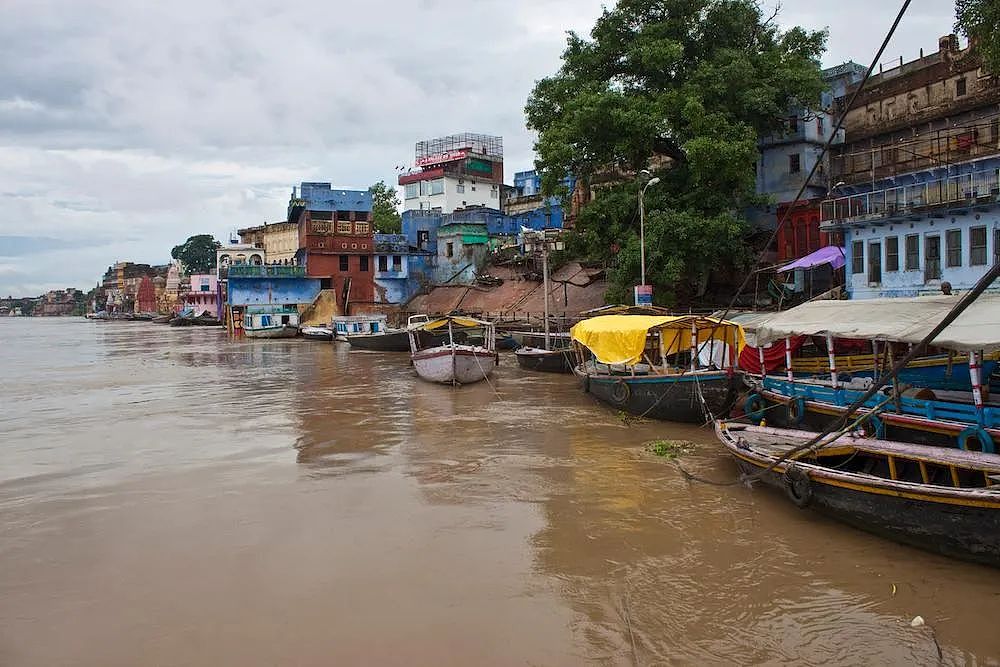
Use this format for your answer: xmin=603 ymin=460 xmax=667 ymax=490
xmin=1 ymin=0 xmax=956 ymax=296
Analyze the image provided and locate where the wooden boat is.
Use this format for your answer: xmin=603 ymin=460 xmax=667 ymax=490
xmin=299 ymin=326 xmax=333 ymax=341
xmin=571 ymin=314 xmax=745 ymax=422
xmin=745 ymin=294 xmax=1000 ymax=452
xmin=716 ymin=421 xmax=1000 ymax=567
xmin=408 ymin=316 xmax=497 ymax=385
xmin=242 ymin=305 xmax=299 ymax=339
xmin=514 ymin=346 xmax=574 ymax=373
xmin=347 ymin=315 xmax=444 ymax=351
xmin=331 ymin=314 xmax=388 ymax=342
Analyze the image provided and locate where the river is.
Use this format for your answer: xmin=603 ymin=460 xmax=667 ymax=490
xmin=1 ymin=318 xmax=998 ymax=665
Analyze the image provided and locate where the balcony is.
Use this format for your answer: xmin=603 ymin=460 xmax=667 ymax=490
xmin=226 ymin=264 xmax=305 ymax=278
xmin=821 ymin=169 xmax=1000 ymax=227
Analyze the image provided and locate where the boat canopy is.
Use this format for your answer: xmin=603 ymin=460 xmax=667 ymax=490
xmin=570 ymin=315 xmax=746 ymax=366
xmin=755 ymin=295 xmax=1000 ymax=352
xmin=419 ymin=316 xmax=491 ymax=331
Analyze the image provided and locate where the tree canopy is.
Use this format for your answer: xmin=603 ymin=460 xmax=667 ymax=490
xmin=956 ymin=0 xmax=1000 ymax=72
xmin=525 ymin=0 xmax=826 ymax=304
xmin=370 ymin=181 xmax=402 ymax=234
xmin=171 ymin=234 xmax=220 ymax=274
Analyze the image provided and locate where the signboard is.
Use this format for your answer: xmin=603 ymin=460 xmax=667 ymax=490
xmin=415 ymin=148 xmax=469 ymax=167
xmin=634 ymin=284 xmax=653 ymax=306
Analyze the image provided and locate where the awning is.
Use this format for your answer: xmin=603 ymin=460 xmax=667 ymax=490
xmin=570 ymin=315 xmax=745 ymax=366
xmin=420 ymin=316 xmax=490 ymax=331
xmin=776 ymin=246 xmax=845 ymax=273
xmin=754 ymin=295 xmax=1000 ymax=352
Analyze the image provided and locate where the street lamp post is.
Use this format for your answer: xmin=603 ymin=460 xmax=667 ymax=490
xmin=524 ymin=230 xmax=565 ymax=349
xmin=637 ymin=176 xmax=660 ymax=304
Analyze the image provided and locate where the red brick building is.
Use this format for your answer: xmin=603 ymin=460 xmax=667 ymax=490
xmin=290 ymin=183 xmax=375 ymax=312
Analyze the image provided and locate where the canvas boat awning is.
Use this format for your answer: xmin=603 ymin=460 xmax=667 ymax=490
xmin=775 ymin=246 xmax=845 ymax=273
xmin=419 ymin=315 xmax=491 ymax=331
xmin=570 ymin=315 xmax=745 ymax=366
xmin=754 ymin=295 xmax=1000 ymax=353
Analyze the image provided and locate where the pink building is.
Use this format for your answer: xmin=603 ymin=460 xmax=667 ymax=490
xmin=185 ymin=273 xmax=219 ymax=317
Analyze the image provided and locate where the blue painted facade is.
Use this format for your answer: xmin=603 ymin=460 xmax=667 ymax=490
xmin=296 ymin=182 xmax=372 ymax=213
xmin=756 ymin=63 xmax=866 ymax=204
xmin=823 ymin=157 xmax=1000 ymax=299
xmin=227 ymin=266 xmax=322 ymax=306
xmin=372 ymin=233 xmax=434 ymax=305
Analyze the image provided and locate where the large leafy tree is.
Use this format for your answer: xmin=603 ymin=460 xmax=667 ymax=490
xmin=956 ymin=0 xmax=1000 ymax=72
xmin=369 ymin=181 xmax=402 ymax=234
xmin=171 ymin=234 xmax=220 ymax=274
xmin=525 ymin=0 xmax=827 ymax=304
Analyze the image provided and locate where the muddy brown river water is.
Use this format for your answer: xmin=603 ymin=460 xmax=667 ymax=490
xmin=1 ymin=318 xmax=999 ymax=665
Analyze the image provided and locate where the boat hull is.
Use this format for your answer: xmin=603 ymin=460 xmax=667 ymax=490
xmin=718 ymin=423 xmax=1000 ymax=567
xmin=579 ymin=370 xmax=737 ymax=422
xmin=245 ymin=325 xmax=298 ymax=339
xmin=514 ymin=347 xmax=574 ymax=373
xmin=412 ymin=346 xmax=497 ymax=384
xmin=300 ymin=327 xmax=333 ymax=341
xmin=349 ymin=330 xmax=447 ymax=351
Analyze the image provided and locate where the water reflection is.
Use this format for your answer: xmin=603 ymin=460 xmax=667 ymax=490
xmin=1 ymin=319 xmax=998 ymax=665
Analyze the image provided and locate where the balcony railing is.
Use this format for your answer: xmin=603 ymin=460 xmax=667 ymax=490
xmin=821 ymin=169 xmax=1000 ymax=224
xmin=226 ymin=264 xmax=305 ymax=278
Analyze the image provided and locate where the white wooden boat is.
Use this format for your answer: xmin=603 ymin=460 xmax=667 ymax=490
xmin=300 ymin=326 xmax=333 ymax=341
xmin=408 ymin=316 xmax=497 ymax=385
xmin=243 ymin=306 xmax=299 ymax=339
xmin=331 ymin=314 xmax=388 ymax=342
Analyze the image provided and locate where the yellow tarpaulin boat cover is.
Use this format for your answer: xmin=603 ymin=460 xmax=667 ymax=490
xmin=570 ymin=315 xmax=746 ymax=366
xmin=421 ymin=316 xmax=490 ymax=331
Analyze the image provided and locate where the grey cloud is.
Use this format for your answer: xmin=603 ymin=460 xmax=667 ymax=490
xmin=0 ymin=0 xmax=957 ymax=295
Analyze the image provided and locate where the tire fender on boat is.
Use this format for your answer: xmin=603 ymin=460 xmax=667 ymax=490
xmin=610 ymin=379 xmax=631 ymax=405
xmin=744 ymin=393 xmax=767 ymax=424
xmin=783 ymin=464 xmax=813 ymax=509
xmin=785 ymin=396 xmax=807 ymax=426
xmin=958 ymin=425 xmax=994 ymax=454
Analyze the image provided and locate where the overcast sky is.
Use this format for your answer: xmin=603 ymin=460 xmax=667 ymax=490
xmin=0 ymin=0 xmax=956 ymax=296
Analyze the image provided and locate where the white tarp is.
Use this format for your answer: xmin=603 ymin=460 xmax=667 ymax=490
xmin=754 ymin=294 xmax=1000 ymax=352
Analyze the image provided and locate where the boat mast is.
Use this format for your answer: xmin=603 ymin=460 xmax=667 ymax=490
xmin=543 ymin=245 xmax=550 ymax=350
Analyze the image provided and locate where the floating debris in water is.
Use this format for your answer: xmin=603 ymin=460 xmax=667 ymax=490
xmin=645 ymin=440 xmax=694 ymax=459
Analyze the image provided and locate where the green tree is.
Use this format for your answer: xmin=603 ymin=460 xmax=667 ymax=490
xmin=525 ymin=0 xmax=826 ymax=304
xmin=369 ymin=181 xmax=402 ymax=234
xmin=171 ymin=234 xmax=220 ymax=274
xmin=956 ymin=0 xmax=1000 ymax=72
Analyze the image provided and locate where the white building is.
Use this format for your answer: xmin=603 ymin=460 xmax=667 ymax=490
xmin=398 ymin=133 xmax=503 ymax=214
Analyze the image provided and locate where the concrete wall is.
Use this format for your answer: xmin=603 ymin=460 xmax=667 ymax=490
xmin=227 ymin=277 xmax=322 ymax=306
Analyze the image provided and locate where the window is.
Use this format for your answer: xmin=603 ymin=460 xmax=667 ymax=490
xmin=428 ymin=179 xmax=444 ymax=196
xmin=905 ymin=234 xmax=920 ymax=270
xmin=946 ymin=229 xmax=962 ymax=267
xmin=490 ymin=189 xmax=498 ymax=199
xmin=788 ymin=115 xmax=798 ymax=132
xmin=360 ymin=255 xmax=369 ymax=272
xmin=456 ymin=184 xmax=465 ymax=193
xmin=970 ymin=226 xmax=987 ymax=265
xmin=868 ymin=241 xmax=882 ymax=283
xmin=404 ymin=183 xmax=418 ymax=199
xmin=417 ymin=230 xmax=429 ymax=249
xmin=995 ymin=229 xmax=1000 ymax=263
xmin=789 ymin=153 xmax=800 ymax=174
xmin=337 ymin=210 xmax=351 ymax=221
xmin=337 ymin=220 xmax=351 ymax=234
xmin=851 ymin=240 xmax=864 ymax=274
xmin=885 ymin=236 xmax=899 ymax=271
xmin=392 ymin=255 xmax=401 ymax=271
xmin=446 ymin=242 xmax=454 ymax=258
xmin=816 ymin=117 xmax=825 ymax=134
xmin=260 ymin=315 xmax=272 ymax=327
xmin=419 ymin=180 xmax=429 ymax=196
xmin=339 ymin=255 xmax=349 ymax=271
xmin=925 ymin=235 xmax=942 ymax=281
xmin=355 ymin=222 xmax=370 ymax=234
xmin=956 ymin=77 xmax=967 ymax=97
xmin=378 ymin=255 xmax=388 ymax=272
xmin=355 ymin=211 xmax=368 ymax=222
xmin=992 ymin=118 xmax=999 ymax=145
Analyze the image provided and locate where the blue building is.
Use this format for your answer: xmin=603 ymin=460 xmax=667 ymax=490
xmin=503 ymin=170 xmax=570 ymax=230
xmin=756 ymin=63 xmax=866 ymax=204
xmin=823 ymin=159 xmax=1000 ymax=299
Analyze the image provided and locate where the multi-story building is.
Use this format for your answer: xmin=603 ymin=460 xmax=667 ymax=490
xmin=185 ymin=273 xmax=220 ymax=317
xmin=237 ymin=221 xmax=299 ymax=264
xmin=289 ymin=182 xmax=374 ymax=311
xmin=821 ymin=34 xmax=1000 ymax=299
xmin=398 ymin=133 xmax=504 ymax=214
xmin=502 ymin=170 xmax=570 ymax=230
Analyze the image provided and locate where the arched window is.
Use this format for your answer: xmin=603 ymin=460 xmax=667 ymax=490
xmin=235 ymin=254 xmax=247 ymax=264
xmin=219 ymin=254 xmax=231 ymax=265
xmin=250 ymin=254 xmax=263 ymax=265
